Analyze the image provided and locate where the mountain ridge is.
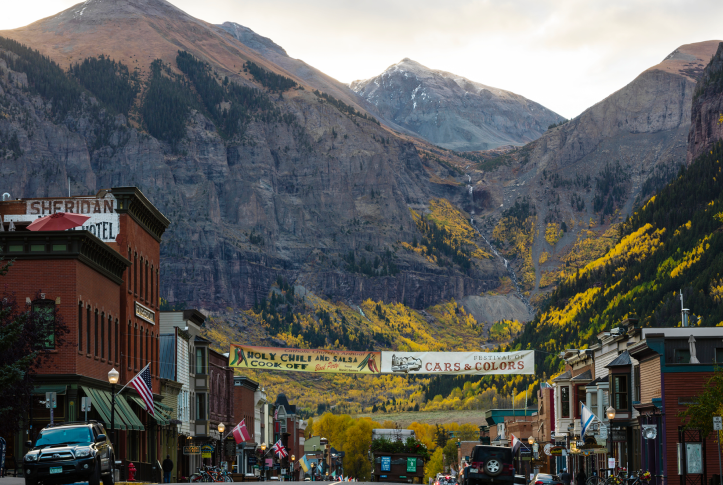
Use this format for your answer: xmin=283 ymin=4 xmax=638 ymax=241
xmin=350 ymin=57 xmax=565 ymax=151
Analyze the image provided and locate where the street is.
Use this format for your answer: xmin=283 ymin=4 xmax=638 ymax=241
xmin=0 ymin=480 xmax=391 ymax=485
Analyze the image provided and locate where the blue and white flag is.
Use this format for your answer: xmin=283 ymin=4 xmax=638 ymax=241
xmin=580 ymin=402 xmax=597 ymax=437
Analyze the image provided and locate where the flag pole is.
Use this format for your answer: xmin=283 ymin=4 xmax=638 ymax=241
xmin=115 ymin=362 xmax=151 ymax=396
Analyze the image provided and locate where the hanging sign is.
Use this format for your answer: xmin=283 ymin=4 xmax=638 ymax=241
xmin=229 ymin=345 xmax=381 ymax=374
xmin=201 ymin=445 xmax=214 ymax=459
xmin=380 ymin=350 xmax=534 ymax=375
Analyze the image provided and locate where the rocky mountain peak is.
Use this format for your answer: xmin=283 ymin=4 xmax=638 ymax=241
xmin=218 ymin=22 xmax=288 ymax=58
xmin=350 ymin=58 xmax=564 ymax=151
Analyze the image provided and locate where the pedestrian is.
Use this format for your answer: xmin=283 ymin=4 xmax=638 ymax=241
xmin=560 ymin=468 xmax=572 ymax=485
xmin=576 ymin=468 xmax=587 ymax=485
xmin=162 ymin=455 xmax=174 ymax=483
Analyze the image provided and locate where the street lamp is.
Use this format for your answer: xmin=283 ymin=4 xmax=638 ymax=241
xmin=260 ymin=443 xmax=267 ymax=481
xmin=108 ymin=368 xmax=119 ymax=448
xmin=606 ymin=406 xmax=616 ymax=420
xmin=218 ymin=423 xmax=225 ymax=434
xmin=528 ymin=436 xmax=535 ymax=445
xmin=291 ymin=455 xmax=295 ymax=481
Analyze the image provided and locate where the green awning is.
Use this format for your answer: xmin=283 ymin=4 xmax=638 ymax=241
xmin=81 ymin=387 xmax=117 ymax=430
xmin=156 ymin=401 xmax=173 ymax=414
xmin=33 ymin=385 xmax=68 ymax=395
xmin=88 ymin=388 xmax=128 ymax=431
xmin=115 ymin=395 xmax=145 ymax=431
xmin=129 ymin=396 xmax=170 ymax=426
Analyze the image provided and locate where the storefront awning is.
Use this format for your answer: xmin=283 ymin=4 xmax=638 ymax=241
xmin=33 ymin=384 xmax=68 ymax=395
xmin=81 ymin=387 xmax=117 ymax=430
xmin=115 ymin=394 xmax=145 ymax=431
xmin=128 ymin=396 xmax=171 ymax=426
xmin=81 ymin=387 xmax=144 ymax=432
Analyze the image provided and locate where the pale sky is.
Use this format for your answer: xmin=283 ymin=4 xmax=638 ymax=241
xmin=1 ymin=0 xmax=722 ymax=118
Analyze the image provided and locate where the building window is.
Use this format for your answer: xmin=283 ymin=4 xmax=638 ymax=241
xmin=196 ymin=393 xmax=206 ymax=420
xmin=674 ymin=349 xmax=691 ymax=364
xmin=108 ymin=315 xmax=113 ymax=362
xmin=134 ymin=252 xmax=138 ymax=295
xmin=634 ymin=365 xmax=640 ymax=402
xmin=32 ymin=299 xmax=56 ymax=349
xmin=140 ymin=257 xmax=144 ymax=299
xmin=145 ymin=260 xmax=148 ymax=302
xmin=140 ymin=326 xmax=144 ymax=367
xmin=716 ymin=349 xmax=723 ymax=363
xmin=613 ymin=375 xmax=629 ymax=410
xmin=100 ymin=312 xmax=105 ymax=359
xmin=561 ymin=386 xmax=570 ymax=418
xmin=94 ymin=309 xmax=99 ymax=356
xmin=196 ymin=347 xmax=206 ymax=374
xmin=127 ymin=248 xmax=132 ymax=292
xmin=590 ymin=392 xmax=598 ymax=417
xmin=151 ymin=264 xmax=154 ymax=307
xmin=87 ymin=306 xmax=91 ymax=354
xmin=127 ymin=322 xmax=132 ymax=369
xmin=115 ymin=319 xmax=119 ymax=363
xmin=78 ymin=301 xmax=83 ymax=351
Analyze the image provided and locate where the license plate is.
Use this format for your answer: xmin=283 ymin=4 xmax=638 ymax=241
xmin=470 ymin=469 xmax=478 ymax=474
xmin=50 ymin=467 xmax=63 ymax=474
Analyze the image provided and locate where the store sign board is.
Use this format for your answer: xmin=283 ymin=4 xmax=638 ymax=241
xmin=6 ymin=195 xmax=120 ymax=242
xmin=381 ymin=456 xmax=391 ymax=472
xmin=407 ymin=457 xmax=417 ymax=473
xmin=184 ymin=446 xmax=200 ymax=455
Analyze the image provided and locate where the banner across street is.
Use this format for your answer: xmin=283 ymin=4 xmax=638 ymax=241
xmin=229 ymin=345 xmax=534 ymax=375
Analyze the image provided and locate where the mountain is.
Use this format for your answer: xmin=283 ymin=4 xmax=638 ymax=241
xmin=467 ymin=40 xmax=722 ymax=301
xmin=420 ymin=41 xmax=723 ymax=407
xmin=350 ymin=58 xmax=565 ymax=151
xmin=0 ymin=0 xmax=508 ymax=313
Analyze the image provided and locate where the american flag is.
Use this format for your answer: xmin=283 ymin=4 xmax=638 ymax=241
xmin=272 ymin=439 xmax=287 ymax=458
xmin=129 ymin=364 xmax=155 ymax=416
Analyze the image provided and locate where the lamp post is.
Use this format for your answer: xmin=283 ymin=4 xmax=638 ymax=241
xmin=260 ymin=442 xmax=267 ymax=481
xmin=218 ymin=424 xmax=225 ymax=466
xmin=291 ymin=455 xmax=295 ymax=481
xmin=107 ymin=368 xmax=119 ymax=449
xmin=606 ymin=406 xmax=616 ymax=474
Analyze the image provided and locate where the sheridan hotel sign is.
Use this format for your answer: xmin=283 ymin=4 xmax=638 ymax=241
xmin=135 ymin=301 xmax=156 ymax=325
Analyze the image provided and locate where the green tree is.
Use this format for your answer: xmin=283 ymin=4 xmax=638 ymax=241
xmin=425 ymin=448 xmax=444 ymax=482
xmin=0 ymin=261 xmax=70 ymax=436
xmin=443 ymin=439 xmax=458 ymax=472
xmin=679 ymin=368 xmax=723 ymax=438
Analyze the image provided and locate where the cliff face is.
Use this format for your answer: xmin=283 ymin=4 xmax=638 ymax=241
xmin=350 ymin=58 xmax=565 ymax=151
xmin=0 ymin=0 xmax=505 ymax=311
xmin=688 ymin=42 xmax=723 ymax=163
xmin=469 ymin=41 xmax=722 ymax=299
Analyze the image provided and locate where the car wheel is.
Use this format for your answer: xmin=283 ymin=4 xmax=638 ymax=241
xmin=89 ymin=459 xmax=102 ymax=485
xmin=484 ymin=458 xmax=502 ymax=477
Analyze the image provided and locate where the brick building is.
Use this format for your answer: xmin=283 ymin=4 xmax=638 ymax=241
xmin=629 ymin=327 xmax=723 ymax=485
xmin=1 ymin=188 xmax=171 ymax=480
xmin=232 ymin=376 xmax=260 ymax=476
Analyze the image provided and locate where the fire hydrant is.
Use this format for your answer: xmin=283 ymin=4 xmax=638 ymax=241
xmin=127 ymin=462 xmax=136 ymax=482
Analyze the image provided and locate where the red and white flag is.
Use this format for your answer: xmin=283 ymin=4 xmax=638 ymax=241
xmin=510 ymin=433 xmax=521 ymax=454
xmin=274 ymin=407 xmax=278 ymax=420
xmin=128 ymin=363 xmax=155 ymax=416
xmin=272 ymin=439 xmax=287 ymax=458
xmin=232 ymin=419 xmax=252 ymax=444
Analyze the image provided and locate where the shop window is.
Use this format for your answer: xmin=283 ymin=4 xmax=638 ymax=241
xmin=100 ymin=312 xmax=105 ymax=359
xmin=613 ymin=375 xmax=629 ymax=410
xmin=674 ymin=349 xmax=691 ymax=363
xmin=78 ymin=301 xmax=83 ymax=351
xmin=32 ymin=299 xmax=56 ymax=349
xmin=134 ymin=252 xmax=138 ymax=295
xmin=561 ymin=386 xmax=570 ymax=418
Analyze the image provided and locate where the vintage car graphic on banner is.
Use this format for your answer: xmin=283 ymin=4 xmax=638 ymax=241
xmin=228 ymin=344 xmax=382 ymax=374
xmin=380 ymin=350 xmax=534 ymax=375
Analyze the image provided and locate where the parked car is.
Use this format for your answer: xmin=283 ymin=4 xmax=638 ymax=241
xmin=515 ymin=475 xmax=527 ymax=484
xmin=462 ymin=445 xmax=514 ymax=485
xmin=529 ymin=473 xmax=564 ymax=485
xmin=23 ymin=421 xmax=115 ymax=485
